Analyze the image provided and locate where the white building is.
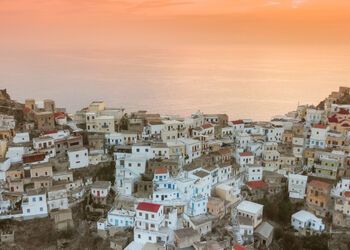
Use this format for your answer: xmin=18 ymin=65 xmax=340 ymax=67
xmin=132 ymin=143 xmax=154 ymax=160
xmin=47 ymin=185 xmax=69 ymax=211
xmin=68 ymin=148 xmax=89 ymax=169
xmin=13 ymin=132 xmax=30 ymax=144
xmin=0 ymin=115 xmax=15 ymax=129
xmin=235 ymin=132 xmax=251 ymax=149
xmin=151 ymin=143 xmax=170 ymax=160
xmin=22 ymin=189 xmax=48 ymax=219
xmin=0 ymin=158 xmax=11 ymax=181
xmin=305 ymin=108 xmax=324 ymax=127
xmin=246 ymin=164 xmax=263 ymax=182
xmin=237 ymin=201 xmax=263 ymax=228
xmin=288 ymin=174 xmax=308 ymax=199
xmin=309 ymin=125 xmax=328 ymax=149
xmin=105 ymin=132 xmax=138 ymax=146
xmin=134 ymin=202 xmax=177 ymax=245
xmin=33 ymin=136 xmax=56 ymax=158
xmin=266 ymin=126 xmax=284 ymax=142
xmin=115 ymin=155 xmax=147 ymax=196
xmin=6 ymin=146 xmax=27 ymax=163
xmin=86 ymin=112 xmax=115 ymax=133
xmin=331 ymin=177 xmax=350 ymax=197
xmin=192 ymin=123 xmax=215 ymax=140
xmin=152 ymin=167 xmax=180 ymax=202
xmin=237 ymin=152 xmax=254 ymax=167
xmin=91 ymin=181 xmax=111 ymax=202
xmin=107 ymin=208 xmax=135 ymax=228
xmin=178 ymin=138 xmax=201 ymax=163
xmin=291 ymin=210 xmax=325 ymax=232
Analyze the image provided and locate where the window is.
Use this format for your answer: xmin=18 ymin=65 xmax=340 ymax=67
xmin=39 ymin=197 xmax=43 ymax=201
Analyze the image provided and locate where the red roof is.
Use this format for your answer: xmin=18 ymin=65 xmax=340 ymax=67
xmin=136 ymin=202 xmax=161 ymax=213
xmin=54 ymin=112 xmax=66 ymax=118
xmin=328 ymin=116 xmax=338 ymax=123
xmin=239 ymin=152 xmax=253 ymax=157
xmin=344 ymin=191 xmax=350 ymax=198
xmin=233 ymin=244 xmax=247 ymax=250
xmin=246 ymin=180 xmax=267 ymax=190
xmin=231 ymin=120 xmax=244 ymax=125
xmin=312 ymin=124 xmax=327 ymax=129
xmin=202 ymin=123 xmax=213 ymax=129
xmin=154 ymin=166 xmax=168 ymax=175
xmin=308 ymin=180 xmax=331 ymax=190
xmin=23 ymin=153 xmax=46 ymax=164
xmin=338 ymin=108 xmax=350 ymax=115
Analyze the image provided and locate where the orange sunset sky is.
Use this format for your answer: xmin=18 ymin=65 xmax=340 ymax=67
xmin=1 ymin=0 xmax=350 ymax=49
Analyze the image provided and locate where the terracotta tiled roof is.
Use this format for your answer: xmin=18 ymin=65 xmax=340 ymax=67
xmin=239 ymin=152 xmax=253 ymax=157
xmin=231 ymin=120 xmax=244 ymax=125
xmin=136 ymin=202 xmax=161 ymax=213
xmin=44 ymin=130 xmax=58 ymax=135
xmin=54 ymin=112 xmax=65 ymax=118
xmin=308 ymin=180 xmax=331 ymax=189
xmin=338 ymin=108 xmax=350 ymax=115
xmin=202 ymin=123 xmax=213 ymax=129
xmin=344 ymin=191 xmax=350 ymax=198
xmin=312 ymin=124 xmax=327 ymax=129
xmin=246 ymin=180 xmax=267 ymax=190
xmin=23 ymin=152 xmax=46 ymax=164
xmin=328 ymin=116 xmax=338 ymax=123
xmin=154 ymin=166 xmax=168 ymax=174
xmin=233 ymin=244 xmax=248 ymax=250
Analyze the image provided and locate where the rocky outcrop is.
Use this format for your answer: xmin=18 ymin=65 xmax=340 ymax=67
xmin=0 ymin=89 xmax=24 ymax=125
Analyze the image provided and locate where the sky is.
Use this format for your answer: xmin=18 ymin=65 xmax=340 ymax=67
xmin=0 ymin=0 xmax=350 ymax=49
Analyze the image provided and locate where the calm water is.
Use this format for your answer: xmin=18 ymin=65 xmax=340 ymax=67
xmin=2 ymin=45 xmax=350 ymax=121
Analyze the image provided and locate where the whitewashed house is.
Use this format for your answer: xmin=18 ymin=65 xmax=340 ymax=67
xmin=237 ymin=201 xmax=263 ymax=228
xmin=132 ymin=143 xmax=154 ymax=160
xmin=291 ymin=210 xmax=325 ymax=232
xmin=133 ymin=202 xmax=177 ymax=245
xmin=33 ymin=136 xmax=56 ymax=158
xmin=178 ymin=138 xmax=201 ymax=163
xmin=47 ymin=185 xmax=69 ymax=211
xmin=235 ymin=132 xmax=252 ymax=150
xmin=309 ymin=125 xmax=328 ymax=149
xmin=68 ymin=148 xmax=89 ymax=169
xmin=115 ymin=155 xmax=147 ymax=196
xmin=22 ymin=189 xmax=48 ymax=219
xmin=246 ymin=164 xmax=263 ymax=182
xmin=0 ymin=158 xmax=11 ymax=181
xmin=151 ymin=143 xmax=169 ymax=160
xmin=13 ymin=132 xmax=30 ymax=144
xmin=237 ymin=152 xmax=254 ymax=167
xmin=305 ymin=108 xmax=324 ymax=127
xmin=192 ymin=123 xmax=215 ymax=140
xmin=152 ymin=167 xmax=180 ymax=202
xmin=266 ymin=126 xmax=284 ymax=142
xmin=107 ymin=208 xmax=135 ymax=228
xmin=288 ymin=174 xmax=308 ymax=199
xmin=6 ymin=146 xmax=27 ymax=163
xmin=331 ymin=177 xmax=350 ymax=197
xmin=91 ymin=181 xmax=111 ymax=204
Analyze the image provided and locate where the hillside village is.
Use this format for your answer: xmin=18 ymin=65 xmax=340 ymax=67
xmin=1 ymin=87 xmax=350 ymax=249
